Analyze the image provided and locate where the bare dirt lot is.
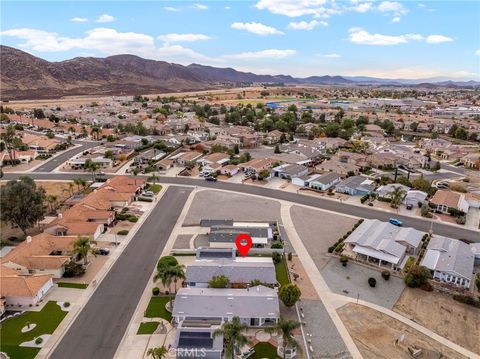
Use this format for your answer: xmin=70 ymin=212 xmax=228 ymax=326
xmin=290 ymin=205 xmax=357 ymax=270
xmin=393 ymin=288 xmax=480 ymax=355
xmin=338 ymin=303 xmax=467 ymax=359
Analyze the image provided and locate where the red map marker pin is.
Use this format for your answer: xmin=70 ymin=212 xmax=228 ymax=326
xmin=235 ymin=233 xmax=252 ymax=257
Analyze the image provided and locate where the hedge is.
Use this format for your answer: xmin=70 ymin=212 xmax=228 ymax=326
xmin=117 ymin=230 xmax=129 ymax=236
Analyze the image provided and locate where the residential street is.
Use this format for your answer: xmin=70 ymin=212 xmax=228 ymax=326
xmin=4 ymin=171 xmax=479 ymax=242
xmin=49 ymin=186 xmax=192 ymax=359
xmin=34 ymin=141 xmax=97 ymax=172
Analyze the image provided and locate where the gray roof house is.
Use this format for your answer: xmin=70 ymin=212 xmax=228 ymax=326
xmin=421 ymin=236 xmax=475 ymax=288
xmin=208 ymin=224 xmax=273 ymax=248
xmin=172 ymin=285 xmax=279 ymax=327
xmin=375 ymin=183 xmax=411 ymax=198
xmin=344 ymin=219 xmax=423 ymax=269
xmin=185 ymin=257 xmax=276 ymax=288
xmin=308 ymin=172 xmax=341 ymax=191
xmin=335 ymin=175 xmax=376 ymax=196
xmin=404 ymin=190 xmax=428 ymax=206
xmin=271 ymin=163 xmax=309 ymax=180
xmin=175 ymin=320 xmax=224 ymax=359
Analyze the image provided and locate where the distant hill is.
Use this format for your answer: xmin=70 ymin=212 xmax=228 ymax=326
xmin=1 ymin=45 xmax=478 ymax=100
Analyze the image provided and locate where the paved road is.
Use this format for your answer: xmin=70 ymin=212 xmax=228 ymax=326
xmin=50 ymin=186 xmax=192 ymax=359
xmin=4 ymin=172 xmax=479 ymax=242
xmin=34 ymin=141 xmax=97 ymax=172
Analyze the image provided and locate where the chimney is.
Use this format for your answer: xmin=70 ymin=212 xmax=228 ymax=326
xmin=58 ymin=213 xmax=63 ymax=218
xmin=26 ymin=236 xmax=32 ymax=243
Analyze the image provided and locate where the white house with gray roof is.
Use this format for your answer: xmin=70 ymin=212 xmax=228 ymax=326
xmin=208 ymin=222 xmax=274 ymax=248
xmin=172 ymin=285 xmax=279 ymax=327
xmin=344 ymin=219 xmax=423 ymax=270
xmin=421 ymin=236 xmax=475 ymax=288
xmin=307 ymin=172 xmax=341 ymax=191
xmin=185 ymin=257 xmax=276 ymax=288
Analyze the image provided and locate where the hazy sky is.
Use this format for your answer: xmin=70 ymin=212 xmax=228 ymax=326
xmin=1 ymin=0 xmax=479 ymax=80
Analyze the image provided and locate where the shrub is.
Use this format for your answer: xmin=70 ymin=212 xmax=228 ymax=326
xmin=117 ymin=230 xmax=129 ymax=236
xmin=64 ymin=302 xmax=70 ymax=308
xmin=278 ymin=284 xmax=301 ymax=307
xmin=456 ymin=216 xmax=466 ymax=225
xmin=271 ymin=241 xmax=284 ymax=249
xmin=328 ymin=246 xmax=335 ymax=253
xmin=138 ymin=197 xmax=153 ymax=202
xmin=208 ymin=275 xmax=230 ymax=288
xmin=340 ymin=256 xmax=349 ymax=267
xmin=63 ymin=261 xmax=85 ymax=277
xmin=368 ymin=277 xmax=377 ymax=287
xmin=272 ymin=252 xmax=282 ymax=264
xmin=334 ymin=243 xmax=345 ymax=253
xmin=452 ymin=294 xmax=480 ymax=308
xmin=152 ymin=287 xmax=160 ymax=296
xmin=381 ymin=270 xmax=390 ymax=280
xmin=35 ymin=337 xmax=43 ymax=345
xmin=157 ymin=256 xmax=178 ymax=270
xmin=121 ymin=207 xmax=129 ymax=213
xmin=115 ymin=212 xmax=128 ymax=221
xmin=287 ymin=252 xmax=293 ymax=261
xmin=404 ymin=265 xmax=431 ymax=288
xmin=360 ymin=194 xmax=370 ymax=204
xmin=128 ymin=215 xmax=139 ymax=223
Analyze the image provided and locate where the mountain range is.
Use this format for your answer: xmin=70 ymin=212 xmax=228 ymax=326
xmin=1 ymin=45 xmax=478 ymax=100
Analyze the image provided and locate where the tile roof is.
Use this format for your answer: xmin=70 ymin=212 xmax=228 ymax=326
xmin=0 ymin=271 xmax=52 ymax=297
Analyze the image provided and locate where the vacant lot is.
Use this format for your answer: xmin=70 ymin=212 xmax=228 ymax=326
xmin=290 ymin=205 xmax=357 ymax=270
xmin=322 ymin=260 xmax=405 ymax=309
xmin=184 ymin=190 xmax=280 ymax=225
xmin=338 ymin=303 xmax=467 ymax=359
xmin=394 ymin=288 xmax=480 ymax=355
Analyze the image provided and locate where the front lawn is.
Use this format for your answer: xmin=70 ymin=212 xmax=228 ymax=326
xmin=136 ymin=321 xmax=160 ymax=335
xmin=148 ymin=184 xmax=162 ymax=194
xmin=0 ymin=301 xmax=68 ymax=359
xmin=145 ymin=296 xmax=173 ymax=321
xmin=57 ymin=282 xmax=88 ymax=289
xmin=275 ymin=256 xmax=290 ymax=286
xmin=251 ymin=342 xmax=280 ymax=359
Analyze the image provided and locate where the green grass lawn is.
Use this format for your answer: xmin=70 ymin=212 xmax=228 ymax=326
xmin=136 ymin=321 xmax=160 ymax=335
xmin=56 ymin=282 xmax=88 ymax=289
xmin=145 ymin=296 xmax=172 ymax=321
xmin=275 ymin=256 xmax=290 ymax=286
xmin=0 ymin=301 xmax=68 ymax=359
xmin=148 ymin=184 xmax=162 ymax=194
xmin=251 ymin=342 xmax=280 ymax=359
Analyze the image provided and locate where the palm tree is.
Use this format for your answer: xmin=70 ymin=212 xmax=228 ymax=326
xmin=153 ymin=265 xmax=173 ymax=290
xmin=90 ymin=126 xmax=101 ymax=141
xmin=168 ymin=264 xmax=185 ymax=293
xmin=213 ymin=316 xmax=250 ymax=359
xmin=390 ymin=186 xmax=406 ymax=209
xmin=68 ymin=182 xmax=74 ymax=197
xmin=265 ymin=318 xmax=301 ymax=359
xmin=46 ymin=194 xmax=59 ymax=214
xmin=73 ymin=178 xmax=83 ymax=193
xmin=73 ymin=236 xmax=97 ymax=265
xmin=85 ymin=159 xmax=100 ymax=182
xmin=146 ymin=346 xmax=167 ymax=359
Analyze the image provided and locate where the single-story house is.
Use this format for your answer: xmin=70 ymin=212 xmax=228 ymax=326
xmin=404 ymin=190 xmax=428 ymax=207
xmin=172 ymin=151 xmax=203 ymax=166
xmin=271 ymin=163 xmax=309 ymax=180
xmin=308 ymin=172 xmax=341 ymax=191
xmin=172 ymin=285 xmax=279 ymax=327
xmin=68 ymin=156 xmax=113 ymax=169
xmin=430 ymin=190 xmax=469 ymax=214
xmin=175 ymin=320 xmax=224 ymax=359
xmin=421 ymin=235 xmax=474 ymax=288
xmin=465 ymin=192 xmax=480 ymax=209
xmin=208 ymin=223 xmax=273 ymax=249
xmin=0 ymin=266 xmax=53 ymax=307
xmin=185 ymin=257 xmax=276 ymax=288
xmin=197 ymin=153 xmax=230 ymax=167
xmin=335 ymin=176 xmax=375 ymax=196
xmin=375 ymin=183 xmax=410 ymax=199
xmin=241 ymin=158 xmax=273 ymax=176
xmin=219 ymin=164 xmax=239 ymax=177
xmin=344 ymin=219 xmax=423 ymax=270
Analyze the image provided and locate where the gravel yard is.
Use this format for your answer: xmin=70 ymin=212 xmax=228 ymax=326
xmin=321 ymin=260 xmax=406 ymax=309
xmin=290 ymin=205 xmax=357 ymax=270
xmin=184 ymin=190 xmax=281 ymax=225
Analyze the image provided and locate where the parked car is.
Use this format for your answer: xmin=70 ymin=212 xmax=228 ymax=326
xmin=98 ymin=248 xmax=110 ymax=255
xmin=406 ymin=203 xmax=413 ymax=210
xmin=205 ymin=176 xmax=217 ymax=182
xmin=142 ymin=191 xmax=154 ymax=197
xmin=389 ymin=218 xmax=403 ymax=226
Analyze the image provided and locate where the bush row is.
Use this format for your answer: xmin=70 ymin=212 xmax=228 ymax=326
xmin=328 ymin=219 xmax=364 ymax=253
